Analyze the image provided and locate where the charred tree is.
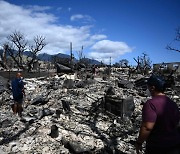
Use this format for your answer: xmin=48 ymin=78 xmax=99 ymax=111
xmin=6 ymin=31 xmax=46 ymax=72
xmin=119 ymin=59 xmax=129 ymax=67
xmin=26 ymin=36 xmax=46 ymax=72
xmin=7 ymin=31 xmax=27 ymax=69
xmin=134 ymin=53 xmax=151 ymax=75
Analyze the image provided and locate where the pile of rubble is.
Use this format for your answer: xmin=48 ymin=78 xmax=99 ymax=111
xmin=0 ymin=70 xmax=179 ymax=154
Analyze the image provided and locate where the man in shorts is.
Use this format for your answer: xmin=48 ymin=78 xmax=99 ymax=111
xmin=11 ymin=72 xmax=25 ymax=117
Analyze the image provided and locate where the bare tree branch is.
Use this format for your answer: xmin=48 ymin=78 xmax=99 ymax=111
xmin=76 ymin=46 xmax=84 ymax=61
xmin=167 ymin=27 xmax=180 ymax=53
xmin=133 ymin=53 xmax=151 ymax=75
xmin=119 ymin=59 xmax=129 ymax=67
xmin=166 ymin=45 xmax=180 ymax=53
xmin=7 ymin=31 xmax=27 ymax=69
xmin=27 ymin=35 xmax=46 ymax=72
xmin=6 ymin=31 xmax=46 ymax=72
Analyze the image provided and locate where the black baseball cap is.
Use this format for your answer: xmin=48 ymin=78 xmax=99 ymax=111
xmin=147 ymin=75 xmax=166 ymax=92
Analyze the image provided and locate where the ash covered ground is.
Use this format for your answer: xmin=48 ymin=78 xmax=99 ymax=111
xmin=0 ymin=69 xmax=180 ymax=154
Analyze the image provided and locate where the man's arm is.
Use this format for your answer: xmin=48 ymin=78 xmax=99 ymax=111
xmin=19 ymin=80 xmax=25 ymax=96
xmin=137 ymin=122 xmax=155 ymax=144
xmin=135 ymin=122 xmax=155 ymax=154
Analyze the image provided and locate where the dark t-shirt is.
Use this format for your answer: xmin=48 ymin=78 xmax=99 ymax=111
xmin=11 ymin=78 xmax=24 ymax=101
xmin=142 ymin=95 xmax=180 ymax=148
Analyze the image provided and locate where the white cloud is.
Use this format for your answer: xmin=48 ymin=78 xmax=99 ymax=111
xmin=0 ymin=1 xmax=132 ymax=63
xmin=71 ymin=14 xmax=84 ymax=21
xmin=90 ymin=34 xmax=107 ymax=41
xmin=70 ymin=14 xmax=94 ymax=23
xmin=0 ymin=1 xmax=97 ymax=54
xmin=25 ymin=5 xmax=51 ymax=12
xmin=89 ymin=40 xmax=133 ymax=63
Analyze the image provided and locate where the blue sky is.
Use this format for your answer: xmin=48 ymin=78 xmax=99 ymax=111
xmin=0 ymin=0 xmax=180 ymax=65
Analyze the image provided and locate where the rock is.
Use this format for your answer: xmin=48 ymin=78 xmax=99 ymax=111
xmin=0 ymin=119 xmax=12 ymax=128
xmin=64 ymin=140 xmax=93 ymax=153
xmin=38 ymin=108 xmax=54 ymax=119
xmin=31 ymin=95 xmax=49 ymax=105
xmin=75 ymin=81 xmax=85 ymax=88
xmin=63 ymin=79 xmax=74 ymax=89
xmin=20 ymin=116 xmax=36 ymax=124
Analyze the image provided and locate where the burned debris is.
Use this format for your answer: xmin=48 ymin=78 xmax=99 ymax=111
xmin=0 ymin=62 xmax=180 ymax=154
xmin=56 ymin=63 xmax=74 ymax=74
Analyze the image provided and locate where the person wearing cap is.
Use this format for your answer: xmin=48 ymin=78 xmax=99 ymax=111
xmin=135 ymin=75 xmax=180 ymax=154
xmin=11 ymin=72 xmax=25 ymax=117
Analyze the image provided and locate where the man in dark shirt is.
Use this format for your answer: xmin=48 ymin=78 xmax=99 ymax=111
xmin=11 ymin=72 xmax=25 ymax=117
xmin=135 ymin=75 xmax=180 ymax=154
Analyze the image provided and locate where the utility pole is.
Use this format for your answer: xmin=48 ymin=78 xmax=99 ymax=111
xmin=70 ymin=42 xmax=73 ymax=62
xmin=110 ymin=57 xmax=111 ymax=66
xmin=70 ymin=42 xmax=74 ymax=69
xmin=108 ymin=57 xmax=111 ymax=79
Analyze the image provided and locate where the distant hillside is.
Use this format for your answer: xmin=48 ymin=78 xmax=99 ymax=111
xmin=23 ymin=52 xmax=71 ymax=61
xmin=0 ymin=50 xmax=102 ymax=65
xmin=37 ymin=53 xmax=53 ymax=61
xmin=37 ymin=53 xmax=71 ymax=61
xmin=56 ymin=53 xmax=71 ymax=59
xmin=81 ymin=58 xmax=102 ymax=65
xmin=37 ymin=53 xmax=101 ymax=65
xmin=0 ymin=49 xmax=17 ymax=56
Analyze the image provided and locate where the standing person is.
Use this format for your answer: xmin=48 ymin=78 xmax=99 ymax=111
xmin=135 ymin=75 xmax=180 ymax=154
xmin=11 ymin=72 xmax=25 ymax=117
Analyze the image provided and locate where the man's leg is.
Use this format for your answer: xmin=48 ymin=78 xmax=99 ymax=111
xmin=12 ymin=102 xmax=18 ymax=114
xmin=17 ymin=99 xmax=23 ymax=117
xmin=17 ymin=104 xmax=23 ymax=117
